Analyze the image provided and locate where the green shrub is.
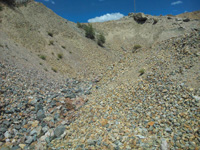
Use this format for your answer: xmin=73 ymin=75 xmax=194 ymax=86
xmin=81 ymin=24 xmax=88 ymax=30
xmin=97 ymin=33 xmax=106 ymax=47
xmin=39 ymin=55 xmax=46 ymax=60
xmin=57 ymin=53 xmax=63 ymax=59
xmin=0 ymin=5 xmax=3 ymax=11
xmin=133 ymin=45 xmax=142 ymax=50
xmin=77 ymin=22 xmax=88 ymax=30
xmin=77 ymin=22 xmax=82 ymax=28
xmin=52 ymin=67 xmax=57 ymax=73
xmin=1 ymin=0 xmax=30 ymax=6
xmin=139 ymin=68 xmax=145 ymax=75
xmin=85 ymin=24 xmax=95 ymax=40
xmin=48 ymin=32 xmax=53 ymax=37
xmin=49 ymin=40 xmax=54 ymax=45
xmin=77 ymin=23 xmax=96 ymax=40
xmin=61 ymin=46 xmax=66 ymax=49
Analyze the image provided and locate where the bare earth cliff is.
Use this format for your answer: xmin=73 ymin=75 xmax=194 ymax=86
xmin=0 ymin=1 xmax=200 ymax=150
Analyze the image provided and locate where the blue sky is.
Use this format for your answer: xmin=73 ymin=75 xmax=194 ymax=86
xmin=35 ymin=0 xmax=200 ymax=23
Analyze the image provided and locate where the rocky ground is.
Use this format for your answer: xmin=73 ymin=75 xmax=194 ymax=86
xmin=0 ymin=60 xmax=94 ymax=149
xmin=49 ymin=31 xmax=200 ymax=150
xmin=0 ymin=21 xmax=200 ymax=150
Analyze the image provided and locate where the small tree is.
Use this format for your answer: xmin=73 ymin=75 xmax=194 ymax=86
xmin=133 ymin=45 xmax=141 ymax=50
xmin=1 ymin=0 xmax=31 ymax=6
xmin=0 ymin=5 xmax=3 ymax=11
xmin=85 ymin=24 xmax=95 ymax=40
xmin=77 ymin=22 xmax=82 ymax=28
xmin=97 ymin=33 xmax=106 ymax=47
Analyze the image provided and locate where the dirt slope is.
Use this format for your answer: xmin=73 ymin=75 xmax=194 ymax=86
xmin=176 ymin=10 xmax=200 ymax=20
xmin=91 ymin=13 xmax=200 ymax=55
xmin=0 ymin=1 xmax=116 ymax=80
xmin=0 ymin=1 xmax=200 ymax=149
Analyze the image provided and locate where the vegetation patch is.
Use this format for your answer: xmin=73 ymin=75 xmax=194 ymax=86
xmin=77 ymin=22 xmax=107 ymax=46
xmin=51 ymin=67 xmax=57 ymax=73
xmin=77 ymin=22 xmax=82 ymax=28
xmin=1 ymin=0 xmax=31 ymax=7
xmin=133 ymin=45 xmax=142 ymax=50
xmin=77 ymin=23 xmax=95 ymax=40
xmin=39 ymin=55 xmax=46 ymax=60
xmin=97 ymin=33 xmax=106 ymax=47
xmin=57 ymin=53 xmax=63 ymax=59
xmin=48 ymin=32 xmax=53 ymax=37
xmin=61 ymin=46 xmax=66 ymax=49
xmin=0 ymin=5 xmax=3 ymax=11
xmin=85 ymin=24 xmax=95 ymax=40
xmin=139 ymin=68 xmax=145 ymax=75
xmin=49 ymin=40 xmax=54 ymax=45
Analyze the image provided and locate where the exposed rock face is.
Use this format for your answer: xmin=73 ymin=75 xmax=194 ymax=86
xmin=133 ymin=13 xmax=148 ymax=23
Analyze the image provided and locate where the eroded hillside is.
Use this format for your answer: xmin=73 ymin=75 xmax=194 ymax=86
xmin=0 ymin=1 xmax=200 ymax=150
xmin=0 ymin=1 xmax=116 ymax=80
xmin=92 ymin=13 xmax=200 ymax=56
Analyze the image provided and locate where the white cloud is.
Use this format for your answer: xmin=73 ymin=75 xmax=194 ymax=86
xmin=171 ymin=1 xmax=183 ymax=5
xmin=43 ymin=0 xmax=55 ymax=4
xmin=88 ymin=13 xmax=124 ymax=23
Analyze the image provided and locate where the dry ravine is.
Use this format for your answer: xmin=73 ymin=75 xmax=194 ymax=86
xmin=0 ymin=1 xmax=200 ymax=150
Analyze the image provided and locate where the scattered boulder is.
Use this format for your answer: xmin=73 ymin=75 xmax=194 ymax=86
xmin=19 ymin=144 xmax=26 ymax=149
xmin=133 ymin=13 xmax=147 ymax=23
xmin=54 ymin=125 xmax=66 ymax=138
xmin=167 ymin=16 xmax=173 ymax=19
xmin=176 ymin=18 xmax=182 ymax=21
xmin=128 ymin=13 xmax=134 ymax=17
xmin=4 ymin=131 xmax=11 ymax=139
xmin=0 ymin=146 xmax=10 ymax=150
xmin=87 ymin=139 xmax=96 ymax=146
xmin=25 ymin=136 xmax=34 ymax=144
xmin=183 ymin=18 xmax=190 ymax=22
xmin=36 ymin=109 xmax=46 ymax=121
xmin=161 ymin=139 xmax=169 ymax=150
xmin=146 ymin=18 xmax=159 ymax=25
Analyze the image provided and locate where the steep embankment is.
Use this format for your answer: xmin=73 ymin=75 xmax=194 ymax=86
xmin=92 ymin=13 xmax=200 ymax=56
xmin=0 ymin=1 xmax=116 ymax=80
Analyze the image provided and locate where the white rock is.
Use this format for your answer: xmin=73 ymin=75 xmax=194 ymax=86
xmin=161 ymin=139 xmax=169 ymax=150
xmin=40 ymin=129 xmax=54 ymax=142
xmin=136 ymin=135 xmax=145 ymax=139
xmin=35 ymin=141 xmax=44 ymax=150
xmin=4 ymin=131 xmax=11 ymax=138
